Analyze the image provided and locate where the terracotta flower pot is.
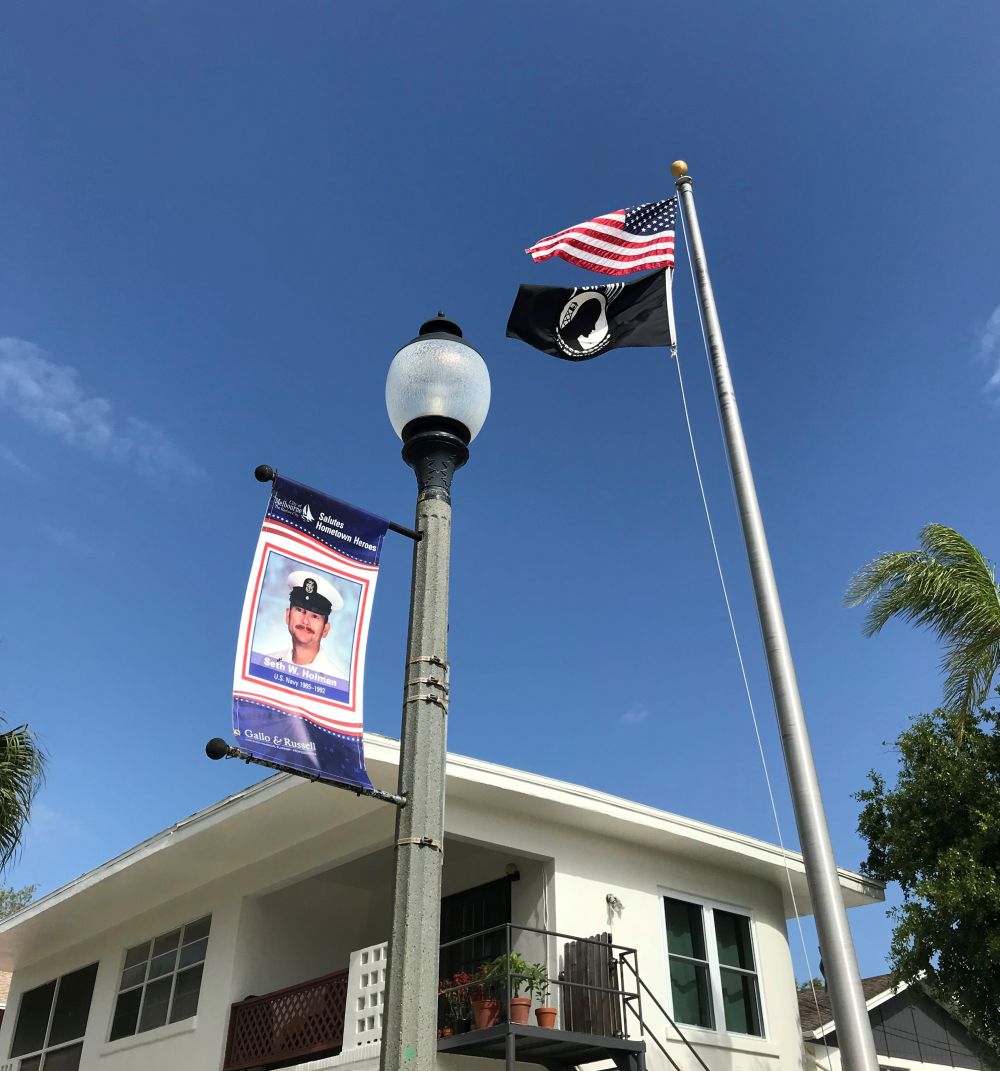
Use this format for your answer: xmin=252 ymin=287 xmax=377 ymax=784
xmin=509 ymin=997 xmax=532 ymax=1024
xmin=535 ymin=1006 xmax=557 ymax=1028
xmin=471 ymin=998 xmax=502 ymax=1030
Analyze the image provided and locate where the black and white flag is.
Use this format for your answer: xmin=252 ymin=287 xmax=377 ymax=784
xmin=505 ymin=269 xmax=674 ymax=361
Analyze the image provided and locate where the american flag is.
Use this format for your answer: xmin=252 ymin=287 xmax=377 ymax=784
xmin=525 ymin=197 xmax=677 ymax=276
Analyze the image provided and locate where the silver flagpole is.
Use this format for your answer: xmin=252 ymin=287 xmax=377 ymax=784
xmin=672 ymin=161 xmax=879 ymax=1071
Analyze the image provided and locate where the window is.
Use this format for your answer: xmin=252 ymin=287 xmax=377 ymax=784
xmin=9 ymin=962 xmax=98 ymax=1071
xmin=110 ymin=916 xmax=211 ymax=1040
xmin=663 ymin=895 xmax=763 ymax=1037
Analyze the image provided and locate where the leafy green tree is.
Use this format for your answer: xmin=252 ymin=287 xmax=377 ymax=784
xmin=0 ymin=718 xmax=45 ymax=872
xmin=846 ymin=524 xmax=1000 ymax=741
xmin=855 ymin=707 xmax=1000 ymax=1051
xmin=0 ymin=883 xmax=36 ymax=920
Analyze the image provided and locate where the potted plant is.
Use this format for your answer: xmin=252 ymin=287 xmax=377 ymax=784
xmin=525 ymin=962 xmax=557 ymax=1028
xmin=439 ymin=972 xmax=473 ymax=1034
xmin=469 ymin=962 xmax=502 ymax=1030
xmin=472 ymin=952 xmax=533 ymax=1027
xmin=498 ymin=955 xmax=533 ymax=1028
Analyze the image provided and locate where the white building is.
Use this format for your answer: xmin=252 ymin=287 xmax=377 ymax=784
xmin=0 ymin=735 xmax=883 ymax=1071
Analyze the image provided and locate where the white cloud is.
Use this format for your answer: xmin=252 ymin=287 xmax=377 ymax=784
xmin=0 ymin=338 xmax=203 ymax=479
xmin=978 ymin=304 xmax=1000 ymax=394
xmin=620 ymin=707 xmax=648 ymax=726
xmin=39 ymin=524 xmax=89 ymax=553
xmin=0 ymin=442 xmax=30 ymax=475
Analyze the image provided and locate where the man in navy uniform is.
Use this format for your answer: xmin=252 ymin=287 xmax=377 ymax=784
xmin=267 ymin=570 xmax=349 ymax=679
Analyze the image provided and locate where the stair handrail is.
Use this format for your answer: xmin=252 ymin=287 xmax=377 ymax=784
xmin=618 ymin=955 xmax=714 ymax=1071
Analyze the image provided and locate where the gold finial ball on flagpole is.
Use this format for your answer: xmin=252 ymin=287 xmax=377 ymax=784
xmin=671 ymin=160 xmax=688 ymax=178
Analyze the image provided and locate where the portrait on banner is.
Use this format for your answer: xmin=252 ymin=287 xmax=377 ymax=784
xmin=245 ymin=549 xmax=363 ymax=705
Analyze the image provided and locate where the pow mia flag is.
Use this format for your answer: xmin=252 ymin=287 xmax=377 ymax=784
xmin=506 ymin=269 xmax=674 ymax=361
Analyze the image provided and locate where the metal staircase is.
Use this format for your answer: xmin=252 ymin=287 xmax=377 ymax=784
xmin=436 ymin=926 xmax=713 ymax=1071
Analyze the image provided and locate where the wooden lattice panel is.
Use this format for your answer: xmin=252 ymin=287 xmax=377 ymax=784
xmin=224 ymin=969 xmax=348 ymax=1071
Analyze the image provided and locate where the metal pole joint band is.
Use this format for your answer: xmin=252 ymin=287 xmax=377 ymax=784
xmin=396 ymin=836 xmax=443 ymax=853
xmin=415 ymin=695 xmax=449 ymax=712
xmin=408 ymin=655 xmax=450 ymax=673
xmin=406 ymin=676 xmax=449 ymax=692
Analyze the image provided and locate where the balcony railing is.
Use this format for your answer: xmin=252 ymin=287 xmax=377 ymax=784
xmin=223 ymin=925 xmax=646 ymax=1071
xmin=437 ymin=925 xmax=646 ymax=1071
xmin=223 ymin=968 xmax=349 ymax=1071
xmin=437 ymin=923 xmax=641 ymax=1038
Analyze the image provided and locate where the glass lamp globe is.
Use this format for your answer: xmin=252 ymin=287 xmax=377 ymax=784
xmin=385 ymin=318 xmax=491 ymax=442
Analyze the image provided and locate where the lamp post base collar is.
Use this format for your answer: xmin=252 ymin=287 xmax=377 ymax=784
xmin=401 ymin=417 xmax=470 ymax=500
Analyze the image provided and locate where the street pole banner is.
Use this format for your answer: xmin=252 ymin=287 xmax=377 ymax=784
xmin=232 ymin=475 xmax=389 ymax=790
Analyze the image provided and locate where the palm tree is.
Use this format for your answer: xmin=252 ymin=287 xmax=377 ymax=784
xmin=845 ymin=524 xmax=1000 ymax=739
xmin=0 ymin=719 xmax=45 ymax=872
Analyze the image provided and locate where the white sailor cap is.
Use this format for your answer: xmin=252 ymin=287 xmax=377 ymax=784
xmin=286 ymin=570 xmax=344 ymax=617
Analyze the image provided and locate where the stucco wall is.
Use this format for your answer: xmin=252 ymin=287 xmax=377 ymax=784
xmin=229 ymin=878 xmax=372 ymax=1002
xmin=445 ymin=796 xmax=804 ymax=1071
xmin=439 ymin=839 xmax=552 ymax=963
xmin=0 ymin=786 xmax=809 ymax=1071
xmin=0 ymin=806 xmax=399 ymax=1071
xmin=0 ymin=875 xmax=242 ymax=1071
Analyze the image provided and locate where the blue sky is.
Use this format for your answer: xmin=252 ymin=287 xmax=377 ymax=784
xmin=2 ymin=2 xmax=999 ymax=984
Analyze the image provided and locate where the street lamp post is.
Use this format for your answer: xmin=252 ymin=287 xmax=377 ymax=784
xmin=380 ymin=314 xmax=490 ymax=1071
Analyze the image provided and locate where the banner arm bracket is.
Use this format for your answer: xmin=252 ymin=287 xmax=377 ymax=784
xmin=207 ymin=740 xmax=406 ymax=807
xmin=388 ymin=520 xmax=421 ymax=542
xmin=254 ymin=463 xmax=421 ymax=541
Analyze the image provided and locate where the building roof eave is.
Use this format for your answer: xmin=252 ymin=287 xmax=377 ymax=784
xmin=0 ymin=734 xmax=884 ymax=970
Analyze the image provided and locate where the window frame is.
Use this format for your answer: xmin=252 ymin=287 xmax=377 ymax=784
xmin=8 ymin=962 xmax=98 ymax=1070
xmin=658 ymin=888 xmax=767 ymax=1040
xmin=108 ymin=915 xmax=211 ymax=1042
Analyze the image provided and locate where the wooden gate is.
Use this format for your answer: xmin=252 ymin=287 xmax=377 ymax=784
xmin=561 ymin=932 xmax=623 ymax=1037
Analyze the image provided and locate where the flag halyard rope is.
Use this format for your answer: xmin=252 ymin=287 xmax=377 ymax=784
xmin=673 ymin=207 xmax=835 ymax=1071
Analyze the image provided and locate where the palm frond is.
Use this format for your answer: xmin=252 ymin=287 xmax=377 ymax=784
xmin=943 ymin=638 xmax=1000 ymax=713
xmin=846 ymin=525 xmax=1000 ymax=725
xmin=0 ymin=722 xmax=45 ymax=872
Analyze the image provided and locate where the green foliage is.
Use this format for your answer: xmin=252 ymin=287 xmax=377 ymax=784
xmin=481 ymin=951 xmax=532 ymax=996
xmin=0 ymin=718 xmax=45 ymax=872
xmin=796 ymin=977 xmax=825 ymax=993
xmin=846 ymin=525 xmax=1000 ymax=739
xmin=0 ymin=884 xmax=36 ymax=920
xmin=523 ymin=961 xmax=550 ymax=1003
xmin=855 ymin=707 xmax=1000 ymax=1051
